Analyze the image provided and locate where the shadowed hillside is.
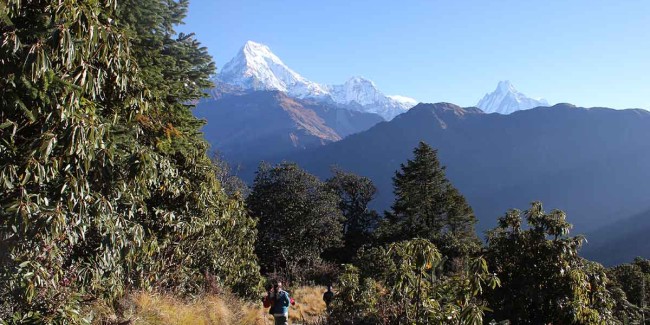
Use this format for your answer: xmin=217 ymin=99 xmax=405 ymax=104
xmin=582 ymin=208 xmax=650 ymax=266
xmin=283 ymin=103 xmax=650 ymax=235
xmin=194 ymin=91 xmax=383 ymax=163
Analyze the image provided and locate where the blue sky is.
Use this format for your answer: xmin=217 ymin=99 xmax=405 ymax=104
xmin=178 ymin=0 xmax=650 ymax=108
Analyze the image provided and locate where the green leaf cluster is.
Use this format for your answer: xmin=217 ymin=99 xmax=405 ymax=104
xmin=485 ymin=202 xmax=617 ymax=324
xmin=330 ymin=239 xmax=499 ymax=324
xmin=607 ymin=257 xmax=650 ymax=323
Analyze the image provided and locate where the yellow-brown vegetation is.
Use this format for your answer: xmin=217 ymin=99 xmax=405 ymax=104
xmin=91 ymin=286 xmax=328 ymax=325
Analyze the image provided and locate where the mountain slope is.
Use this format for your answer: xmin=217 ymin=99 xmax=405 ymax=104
xmin=215 ymin=41 xmax=417 ymax=120
xmin=194 ymin=91 xmax=383 ymax=164
xmin=581 ymin=208 xmax=650 ymax=266
xmin=285 ymin=103 xmax=650 ymax=237
xmin=477 ymin=81 xmax=549 ymax=114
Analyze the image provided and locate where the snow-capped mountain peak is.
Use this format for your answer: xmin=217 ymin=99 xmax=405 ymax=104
xmin=241 ymin=40 xmax=274 ymax=59
xmin=497 ymin=80 xmax=517 ymax=93
xmin=328 ymin=76 xmax=383 ymax=106
xmin=477 ymin=80 xmax=549 ymax=114
xmin=387 ymin=95 xmax=418 ymax=107
xmin=218 ymin=41 xmax=328 ymax=97
xmin=321 ymin=76 xmax=416 ymax=120
xmin=216 ymin=41 xmax=418 ymax=120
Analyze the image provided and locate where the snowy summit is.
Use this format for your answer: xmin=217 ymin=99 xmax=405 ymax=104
xmin=477 ymin=81 xmax=549 ymax=114
xmin=216 ymin=41 xmax=418 ymax=120
xmin=326 ymin=76 xmax=417 ymax=120
xmin=218 ymin=41 xmax=328 ymax=98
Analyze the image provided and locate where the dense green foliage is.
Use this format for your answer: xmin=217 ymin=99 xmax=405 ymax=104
xmin=325 ymin=169 xmax=380 ymax=264
xmin=248 ymin=162 xmax=344 ymax=280
xmin=607 ymin=258 xmax=650 ymax=323
xmin=1 ymin=1 xmax=145 ymax=322
xmin=113 ymin=0 xmax=260 ymax=299
xmin=379 ymin=142 xmax=480 ymax=259
xmin=329 ymin=239 xmax=499 ymax=324
xmin=324 ymin=144 xmax=648 ymax=324
xmin=239 ymin=143 xmax=647 ymax=324
xmin=0 ymin=0 xmax=259 ymax=323
xmin=327 ymin=144 xmax=499 ymax=324
xmin=485 ymin=202 xmax=616 ymax=324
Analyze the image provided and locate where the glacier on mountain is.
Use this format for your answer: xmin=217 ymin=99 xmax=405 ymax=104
xmin=476 ymin=81 xmax=549 ymax=114
xmin=216 ymin=41 xmax=417 ymax=120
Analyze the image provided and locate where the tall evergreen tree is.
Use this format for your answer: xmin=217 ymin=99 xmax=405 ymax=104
xmin=248 ymin=162 xmax=343 ymax=279
xmin=113 ymin=0 xmax=261 ymax=296
xmin=379 ymin=142 xmax=480 ymax=257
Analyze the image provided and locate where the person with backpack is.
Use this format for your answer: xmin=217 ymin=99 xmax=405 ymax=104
xmin=263 ymin=281 xmax=293 ymax=325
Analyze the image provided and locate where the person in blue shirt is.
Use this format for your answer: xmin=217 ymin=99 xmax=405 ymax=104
xmin=263 ymin=281 xmax=292 ymax=325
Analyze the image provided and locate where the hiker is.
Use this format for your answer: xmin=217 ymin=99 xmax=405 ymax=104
xmin=263 ymin=281 xmax=293 ymax=325
xmin=323 ymin=285 xmax=334 ymax=310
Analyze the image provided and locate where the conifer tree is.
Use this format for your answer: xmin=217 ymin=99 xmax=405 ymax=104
xmin=113 ymin=0 xmax=261 ymax=297
xmin=380 ymin=142 xmax=480 ymax=257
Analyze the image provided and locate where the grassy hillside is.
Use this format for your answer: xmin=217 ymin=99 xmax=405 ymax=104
xmin=91 ymin=286 xmax=328 ymax=325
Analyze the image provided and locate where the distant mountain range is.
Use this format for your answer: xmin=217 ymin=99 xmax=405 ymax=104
xmin=281 ymin=103 xmax=650 ymax=239
xmin=199 ymin=41 xmax=555 ymax=165
xmin=194 ymin=41 xmax=649 ymax=265
xmin=194 ymin=91 xmax=382 ymax=164
xmin=215 ymin=42 xmax=551 ymax=119
xmin=477 ymin=80 xmax=549 ymax=114
xmin=215 ymin=41 xmax=417 ymax=120
xmin=195 ymin=40 xmax=419 ymax=164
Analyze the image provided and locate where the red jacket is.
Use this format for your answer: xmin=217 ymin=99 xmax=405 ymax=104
xmin=263 ymin=295 xmax=273 ymax=308
xmin=263 ymin=294 xmax=295 ymax=308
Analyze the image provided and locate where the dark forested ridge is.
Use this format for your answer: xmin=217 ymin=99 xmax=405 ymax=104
xmin=582 ymin=208 xmax=650 ymax=266
xmin=285 ymin=103 xmax=650 ymax=235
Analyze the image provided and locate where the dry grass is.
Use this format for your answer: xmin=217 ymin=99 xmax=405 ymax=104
xmin=289 ymin=286 xmax=328 ymax=323
xmin=91 ymin=286 xmax=328 ymax=325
